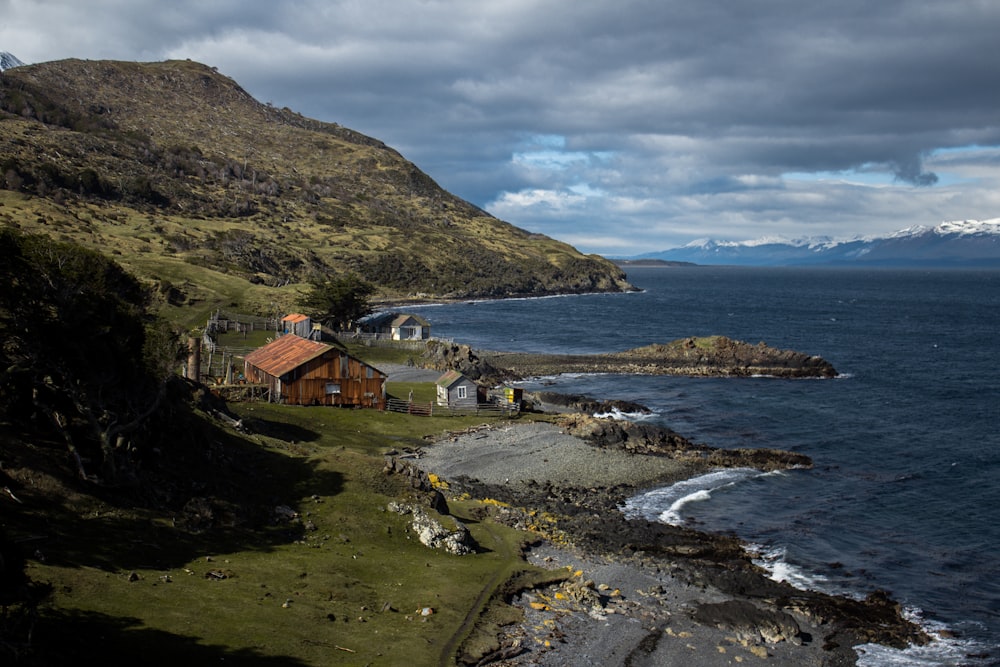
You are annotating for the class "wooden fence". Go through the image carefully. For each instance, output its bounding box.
[206,311,279,335]
[384,398,518,418]
[333,333,431,351]
[199,345,256,383]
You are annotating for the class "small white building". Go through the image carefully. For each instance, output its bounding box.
[362,312,431,340]
[435,370,480,408]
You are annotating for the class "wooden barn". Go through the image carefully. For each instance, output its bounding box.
[435,370,482,409]
[243,335,386,408]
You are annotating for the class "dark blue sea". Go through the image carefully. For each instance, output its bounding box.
[407,266,1000,666]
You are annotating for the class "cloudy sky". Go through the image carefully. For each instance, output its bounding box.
[4,1,1000,255]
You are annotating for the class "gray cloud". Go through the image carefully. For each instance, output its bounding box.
[3,0,999,253]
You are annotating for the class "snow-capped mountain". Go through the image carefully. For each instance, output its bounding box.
[631,219,1000,266]
[0,51,26,72]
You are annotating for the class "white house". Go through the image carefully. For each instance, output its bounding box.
[361,312,431,340]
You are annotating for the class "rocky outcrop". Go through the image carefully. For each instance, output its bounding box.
[447,473,928,652]
[553,414,815,470]
[527,391,652,416]
[692,600,804,645]
[556,414,708,457]
[421,340,516,386]
[483,335,838,379]
[418,336,836,386]
[387,501,476,555]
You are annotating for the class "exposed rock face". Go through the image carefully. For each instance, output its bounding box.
[527,391,652,416]
[692,600,803,645]
[554,414,816,471]
[387,501,475,555]
[556,414,709,457]
[421,340,515,385]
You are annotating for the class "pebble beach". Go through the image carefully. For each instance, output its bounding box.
[408,420,866,667]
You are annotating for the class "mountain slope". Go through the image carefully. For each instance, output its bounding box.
[632,219,1000,267]
[0,58,631,315]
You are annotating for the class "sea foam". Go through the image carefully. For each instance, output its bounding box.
[621,468,761,525]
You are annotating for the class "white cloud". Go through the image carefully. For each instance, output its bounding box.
[3,0,1000,254]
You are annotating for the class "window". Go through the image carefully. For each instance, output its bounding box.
[325,382,341,395]
[457,385,467,400]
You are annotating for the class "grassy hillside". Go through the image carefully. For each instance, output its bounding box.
[0,58,631,319]
[2,383,559,666]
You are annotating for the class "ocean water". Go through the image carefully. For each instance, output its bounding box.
[408,266,1000,666]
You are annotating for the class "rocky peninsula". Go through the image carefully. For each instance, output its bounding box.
[422,335,838,385]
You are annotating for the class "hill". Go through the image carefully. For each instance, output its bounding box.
[628,218,1000,267]
[0,58,632,318]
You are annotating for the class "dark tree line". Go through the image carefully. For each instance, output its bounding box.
[0,229,184,484]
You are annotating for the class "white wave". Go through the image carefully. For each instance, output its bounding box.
[752,549,993,666]
[593,407,658,421]
[624,469,995,665]
[516,372,613,383]
[621,468,760,525]
[856,612,994,667]
[750,544,830,591]
[658,488,713,523]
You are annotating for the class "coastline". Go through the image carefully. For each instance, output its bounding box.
[400,419,929,666]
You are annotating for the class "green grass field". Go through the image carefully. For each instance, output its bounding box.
[17,390,549,666]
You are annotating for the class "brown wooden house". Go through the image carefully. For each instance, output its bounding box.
[243,335,386,408]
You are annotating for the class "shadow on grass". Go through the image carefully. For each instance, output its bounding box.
[26,609,310,667]
[4,401,342,573]
[242,417,322,444]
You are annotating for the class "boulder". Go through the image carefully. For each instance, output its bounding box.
[691,600,803,645]
[388,502,476,555]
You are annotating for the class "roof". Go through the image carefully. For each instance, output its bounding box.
[243,335,332,377]
[361,312,395,327]
[281,313,310,323]
[435,369,471,388]
[391,313,430,327]
[363,311,430,328]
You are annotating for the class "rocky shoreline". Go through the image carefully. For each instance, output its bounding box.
[421,335,838,385]
[390,414,929,666]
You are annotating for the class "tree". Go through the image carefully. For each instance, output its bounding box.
[300,274,376,331]
[0,229,184,483]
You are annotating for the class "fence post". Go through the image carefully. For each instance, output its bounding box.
[185,337,201,380]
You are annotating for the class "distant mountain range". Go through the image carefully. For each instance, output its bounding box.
[628,219,1000,267]
[0,51,26,71]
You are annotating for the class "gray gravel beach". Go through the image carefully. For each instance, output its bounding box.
[409,421,864,667]
[413,421,698,489]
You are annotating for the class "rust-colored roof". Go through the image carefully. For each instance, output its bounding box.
[243,335,332,377]
[435,369,468,388]
[281,313,310,323]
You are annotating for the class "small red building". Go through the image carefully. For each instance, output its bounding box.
[243,335,386,408]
